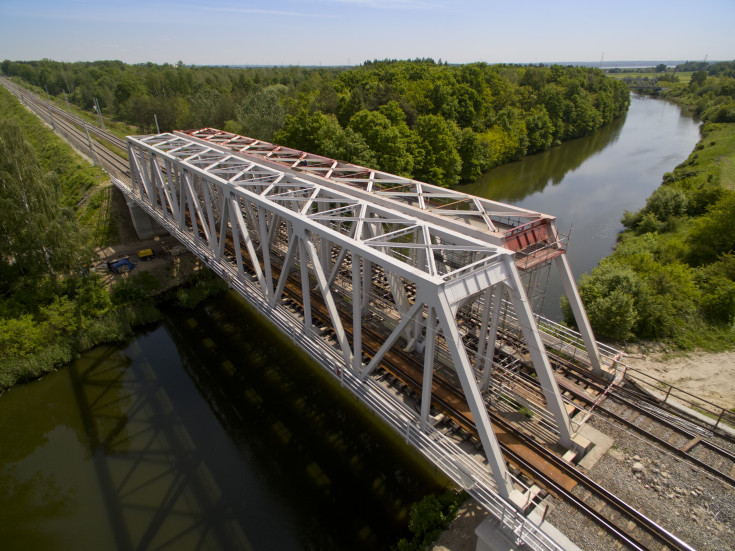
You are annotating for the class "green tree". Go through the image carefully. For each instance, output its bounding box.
[455,128,487,182]
[492,107,529,160]
[690,70,708,88]
[566,261,641,341]
[687,190,735,265]
[348,109,412,175]
[274,108,378,167]
[234,85,286,141]
[413,115,461,187]
[337,87,365,126]
[274,107,332,153]
[524,106,554,154]
[0,119,86,290]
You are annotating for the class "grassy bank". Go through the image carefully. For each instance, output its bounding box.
[0,86,228,391]
[565,66,735,350]
[0,85,116,245]
[607,70,693,84]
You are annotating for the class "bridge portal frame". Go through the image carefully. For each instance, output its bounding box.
[123,132,576,504]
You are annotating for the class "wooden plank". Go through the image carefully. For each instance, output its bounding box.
[679,436,702,453]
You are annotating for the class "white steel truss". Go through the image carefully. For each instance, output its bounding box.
[180,128,603,375]
[122,132,579,505]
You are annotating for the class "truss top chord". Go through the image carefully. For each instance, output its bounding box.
[128,132,518,303]
[177,128,563,260]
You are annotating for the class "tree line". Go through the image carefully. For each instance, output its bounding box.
[1,58,630,187]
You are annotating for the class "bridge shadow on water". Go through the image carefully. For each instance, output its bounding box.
[69,340,250,551]
[68,292,445,550]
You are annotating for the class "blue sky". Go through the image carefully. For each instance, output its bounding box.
[0,0,732,66]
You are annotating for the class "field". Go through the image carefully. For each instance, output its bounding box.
[606,70,693,84]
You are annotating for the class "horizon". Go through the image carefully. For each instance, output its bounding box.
[2,59,715,70]
[1,1,732,67]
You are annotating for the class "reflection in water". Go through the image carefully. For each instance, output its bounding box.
[462,112,627,202]
[458,95,701,319]
[0,467,73,549]
[166,293,445,550]
[0,292,444,550]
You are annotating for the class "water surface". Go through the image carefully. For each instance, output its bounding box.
[0,293,445,550]
[459,95,701,319]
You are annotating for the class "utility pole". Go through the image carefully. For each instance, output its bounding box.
[63,90,72,115]
[154,113,160,134]
[83,121,98,166]
[93,97,106,129]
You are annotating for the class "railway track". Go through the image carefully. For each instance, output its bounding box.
[560,363,735,488]
[0,77,130,177]
[255,249,696,551]
[493,327,735,491]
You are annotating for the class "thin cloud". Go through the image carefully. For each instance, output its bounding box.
[327,0,449,8]
[206,6,340,18]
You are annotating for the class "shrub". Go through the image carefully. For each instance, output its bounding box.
[110,270,160,305]
[644,186,688,221]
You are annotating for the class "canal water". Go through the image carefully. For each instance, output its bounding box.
[459,94,701,319]
[0,95,702,550]
[0,293,445,550]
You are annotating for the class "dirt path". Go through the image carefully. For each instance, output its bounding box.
[622,349,735,410]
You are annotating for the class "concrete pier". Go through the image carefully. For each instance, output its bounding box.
[125,198,167,239]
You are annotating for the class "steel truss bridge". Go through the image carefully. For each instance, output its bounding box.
[113,129,623,550]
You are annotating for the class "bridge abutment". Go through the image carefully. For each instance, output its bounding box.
[125,197,168,240]
[475,490,583,551]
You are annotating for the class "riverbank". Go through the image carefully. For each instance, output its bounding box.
[567,69,735,349]
[431,90,735,550]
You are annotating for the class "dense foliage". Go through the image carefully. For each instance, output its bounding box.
[394,490,465,551]
[564,61,735,348]
[0,86,228,389]
[1,58,630,187]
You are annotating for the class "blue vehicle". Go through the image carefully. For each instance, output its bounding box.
[107,257,136,274]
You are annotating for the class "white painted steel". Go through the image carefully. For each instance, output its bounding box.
[180,129,604,374]
[117,132,582,546]
[112,173,563,551]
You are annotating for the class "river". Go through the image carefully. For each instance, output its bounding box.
[0,294,445,550]
[459,94,701,319]
[0,95,701,550]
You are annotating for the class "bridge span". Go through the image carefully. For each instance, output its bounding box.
[112,129,624,550]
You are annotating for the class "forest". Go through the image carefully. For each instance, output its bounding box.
[0,83,228,390]
[1,58,630,187]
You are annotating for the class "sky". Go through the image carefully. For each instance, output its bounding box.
[0,0,732,67]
